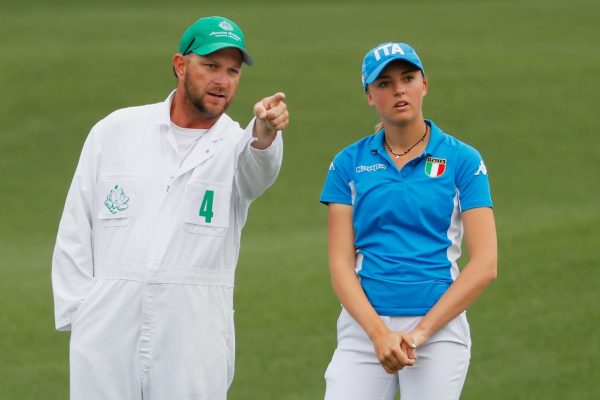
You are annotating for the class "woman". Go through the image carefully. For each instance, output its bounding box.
[320,42,497,400]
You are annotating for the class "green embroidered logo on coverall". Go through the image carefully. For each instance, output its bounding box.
[104,185,130,214]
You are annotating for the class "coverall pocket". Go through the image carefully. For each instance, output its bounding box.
[212,286,236,387]
[70,279,104,327]
[96,174,138,227]
[183,224,228,236]
[182,181,232,236]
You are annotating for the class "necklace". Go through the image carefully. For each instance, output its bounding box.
[384,124,428,159]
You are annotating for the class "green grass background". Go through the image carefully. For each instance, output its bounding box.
[1,0,598,398]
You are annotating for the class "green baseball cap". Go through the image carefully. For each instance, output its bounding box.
[178,16,253,66]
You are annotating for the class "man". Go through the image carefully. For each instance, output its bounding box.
[52,16,288,399]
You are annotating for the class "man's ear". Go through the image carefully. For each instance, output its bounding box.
[172,53,186,79]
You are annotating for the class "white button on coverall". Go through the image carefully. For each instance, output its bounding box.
[52,91,283,400]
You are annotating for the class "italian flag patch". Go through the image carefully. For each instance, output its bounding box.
[425,157,446,177]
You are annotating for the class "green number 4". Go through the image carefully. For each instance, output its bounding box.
[199,190,215,223]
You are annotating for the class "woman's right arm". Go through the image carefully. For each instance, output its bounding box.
[327,203,416,373]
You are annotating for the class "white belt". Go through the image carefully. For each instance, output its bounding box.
[94,264,235,286]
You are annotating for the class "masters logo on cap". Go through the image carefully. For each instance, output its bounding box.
[219,21,234,31]
[179,16,254,65]
[361,42,424,91]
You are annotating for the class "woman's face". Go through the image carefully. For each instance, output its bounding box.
[366,61,427,127]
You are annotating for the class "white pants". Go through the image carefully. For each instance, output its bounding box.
[69,279,235,400]
[324,308,471,400]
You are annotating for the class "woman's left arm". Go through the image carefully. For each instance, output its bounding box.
[409,207,498,347]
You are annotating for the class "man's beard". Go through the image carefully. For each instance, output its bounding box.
[183,74,231,121]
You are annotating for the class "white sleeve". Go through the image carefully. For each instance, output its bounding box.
[51,126,99,331]
[235,117,283,201]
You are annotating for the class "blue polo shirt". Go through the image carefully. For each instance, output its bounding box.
[320,120,492,316]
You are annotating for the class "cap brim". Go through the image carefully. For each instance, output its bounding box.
[191,43,254,66]
[364,57,422,89]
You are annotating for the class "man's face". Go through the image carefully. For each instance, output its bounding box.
[181,48,243,122]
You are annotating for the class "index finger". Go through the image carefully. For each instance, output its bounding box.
[263,92,286,109]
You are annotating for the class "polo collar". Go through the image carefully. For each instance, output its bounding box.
[370,129,386,155]
[422,119,444,156]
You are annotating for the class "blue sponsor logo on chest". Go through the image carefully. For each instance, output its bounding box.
[356,163,386,173]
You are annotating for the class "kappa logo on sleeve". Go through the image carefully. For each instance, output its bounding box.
[329,162,335,171]
[104,185,130,214]
[474,160,488,176]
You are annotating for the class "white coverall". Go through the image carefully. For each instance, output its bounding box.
[52,91,283,400]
